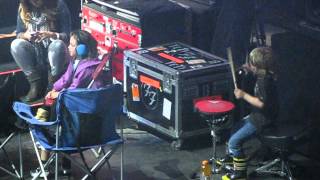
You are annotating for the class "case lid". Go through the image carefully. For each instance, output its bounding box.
[130,42,229,73]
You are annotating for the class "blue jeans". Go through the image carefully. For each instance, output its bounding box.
[228,116,257,157]
[11,39,68,76]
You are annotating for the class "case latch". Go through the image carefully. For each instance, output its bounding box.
[163,73,172,94]
[129,59,138,79]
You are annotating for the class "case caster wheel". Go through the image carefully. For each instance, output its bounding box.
[171,139,183,151]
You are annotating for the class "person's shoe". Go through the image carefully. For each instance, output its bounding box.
[35,108,49,122]
[222,157,247,180]
[30,168,50,178]
[222,171,247,180]
[215,155,233,166]
[20,79,43,103]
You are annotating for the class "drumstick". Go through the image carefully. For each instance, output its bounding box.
[227,47,238,89]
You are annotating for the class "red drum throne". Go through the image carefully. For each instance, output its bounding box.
[194,96,235,174]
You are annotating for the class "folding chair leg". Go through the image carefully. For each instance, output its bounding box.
[97,147,103,155]
[0,150,21,179]
[62,153,92,175]
[81,145,120,180]
[284,161,294,180]
[120,115,124,180]
[91,147,104,158]
[121,143,124,180]
[0,167,17,178]
[90,147,101,158]
[1,147,20,177]
[31,154,55,180]
[106,160,117,180]
[55,152,59,180]
[94,148,116,180]
[29,131,48,180]
[0,132,24,179]
[18,133,23,179]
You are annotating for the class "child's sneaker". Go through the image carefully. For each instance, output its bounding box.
[30,167,50,178]
[216,155,233,166]
[35,108,49,122]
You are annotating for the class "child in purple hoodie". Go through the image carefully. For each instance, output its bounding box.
[36,29,109,118]
[30,30,110,177]
[45,30,108,100]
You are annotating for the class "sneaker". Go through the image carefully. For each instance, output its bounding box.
[35,108,49,122]
[30,168,50,178]
[215,155,233,166]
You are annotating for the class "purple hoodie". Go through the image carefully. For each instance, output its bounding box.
[53,58,108,91]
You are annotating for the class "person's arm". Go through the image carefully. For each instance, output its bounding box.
[234,88,264,108]
[53,63,73,91]
[45,89,60,99]
[15,12,31,40]
[35,0,71,42]
[55,0,71,42]
[15,9,55,41]
[67,68,94,89]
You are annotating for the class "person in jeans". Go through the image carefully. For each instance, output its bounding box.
[221,47,278,180]
[10,0,71,102]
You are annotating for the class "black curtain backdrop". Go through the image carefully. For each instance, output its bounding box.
[271,32,320,123]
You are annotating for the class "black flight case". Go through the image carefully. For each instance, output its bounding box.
[124,42,232,149]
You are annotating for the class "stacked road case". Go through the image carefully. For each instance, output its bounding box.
[81,0,191,81]
[124,42,232,149]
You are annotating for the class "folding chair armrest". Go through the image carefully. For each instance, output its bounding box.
[13,102,57,126]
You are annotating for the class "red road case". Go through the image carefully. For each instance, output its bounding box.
[81,1,141,81]
[81,0,191,81]
[124,42,232,149]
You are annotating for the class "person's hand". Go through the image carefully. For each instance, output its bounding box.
[45,90,53,100]
[240,63,252,73]
[45,90,59,100]
[22,31,38,41]
[241,63,250,70]
[34,31,56,42]
[234,88,245,99]
[23,32,33,41]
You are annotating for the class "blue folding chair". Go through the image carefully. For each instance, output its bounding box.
[13,84,124,180]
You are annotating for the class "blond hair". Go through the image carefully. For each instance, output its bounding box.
[249,47,274,71]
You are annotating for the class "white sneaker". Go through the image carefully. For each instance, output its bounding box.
[30,168,50,178]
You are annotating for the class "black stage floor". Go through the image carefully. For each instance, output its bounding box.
[0,117,319,180]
